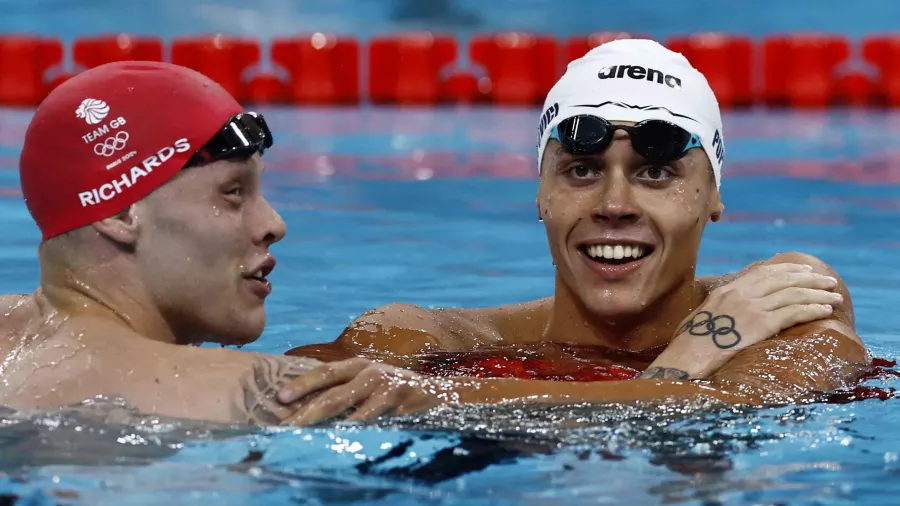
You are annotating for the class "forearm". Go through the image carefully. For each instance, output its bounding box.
[453,375,756,406]
[640,333,722,379]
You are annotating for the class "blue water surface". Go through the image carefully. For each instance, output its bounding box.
[0,107,898,505]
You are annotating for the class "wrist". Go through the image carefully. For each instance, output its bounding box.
[649,335,728,379]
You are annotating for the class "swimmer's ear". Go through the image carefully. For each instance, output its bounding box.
[709,194,724,223]
[709,186,725,223]
[710,203,724,222]
[92,205,139,247]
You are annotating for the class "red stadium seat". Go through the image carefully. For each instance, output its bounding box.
[44,35,164,97]
[469,32,559,105]
[565,32,648,64]
[170,35,260,102]
[47,73,74,92]
[862,35,900,106]
[665,33,754,108]
[243,73,288,104]
[0,35,63,106]
[835,71,875,107]
[369,33,457,105]
[763,34,850,108]
[440,71,488,103]
[271,34,359,105]
[73,34,163,69]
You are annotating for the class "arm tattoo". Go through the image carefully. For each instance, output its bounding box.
[639,367,691,380]
[234,356,315,426]
[676,310,742,349]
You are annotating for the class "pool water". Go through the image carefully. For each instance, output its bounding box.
[0,107,898,505]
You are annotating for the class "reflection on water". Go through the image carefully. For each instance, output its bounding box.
[0,378,897,504]
[0,397,249,470]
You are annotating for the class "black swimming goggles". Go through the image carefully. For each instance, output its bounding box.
[187,111,273,167]
[549,114,702,163]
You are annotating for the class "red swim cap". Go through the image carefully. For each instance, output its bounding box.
[19,61,244,241]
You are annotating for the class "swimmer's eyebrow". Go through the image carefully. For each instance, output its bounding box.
[554,148,595,165]
[241,156,265,176]
[221,158,263,182]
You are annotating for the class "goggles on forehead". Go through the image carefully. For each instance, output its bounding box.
[187,111,273,167]
[549,114,702,163]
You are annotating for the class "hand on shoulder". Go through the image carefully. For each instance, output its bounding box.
[648,252,863,381]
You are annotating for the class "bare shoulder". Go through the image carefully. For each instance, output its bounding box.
[0,294,39,331]
[0,313,116,410]
[0,305,322,426]
[0,293,32,310]
[703,251,861,347]
[751,251,855,327]
[339,302,499,354]
[288,298,554,359]
[454,297,554,343]
[16,321,322,425]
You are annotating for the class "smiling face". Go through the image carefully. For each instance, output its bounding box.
[538,121,724,318]
[132,153,287,345]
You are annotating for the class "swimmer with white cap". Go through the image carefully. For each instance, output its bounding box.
[278,40,869,423]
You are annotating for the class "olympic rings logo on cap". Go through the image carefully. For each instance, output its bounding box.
[94,131,130,157]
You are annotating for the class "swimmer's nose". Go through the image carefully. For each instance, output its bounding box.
[591,168,640,226]
[256,197,287,246]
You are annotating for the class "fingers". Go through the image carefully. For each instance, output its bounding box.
[712,263,813,297]
[347,391,396,422]
[348,379,449,422]
[757,272,839,296]
[761,286,844,311]
[287,377,378,426]
[277,358,373,404]
[769,303,835,331]
[736,262,814,285]
[722,271,838,300]
[285,369,448,425]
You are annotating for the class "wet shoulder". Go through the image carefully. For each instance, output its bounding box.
[448,297,554,345]
[697,274,732,294]
[333,298,553,354]
[0,301,108,409]
[0,294,40,336]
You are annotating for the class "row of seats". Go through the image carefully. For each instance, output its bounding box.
[3,32,900,108]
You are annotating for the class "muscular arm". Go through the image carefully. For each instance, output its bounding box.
[8,329,323,427]
[106,347,325,426]
[229,354,322,425]
[452,253,868,407]
[286,302,514,363]
[454,324,864,406]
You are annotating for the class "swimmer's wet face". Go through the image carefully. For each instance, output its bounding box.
[19,61,290,346]
[131,152,286,345]
[537,120,723,317]
[533,39,728,319]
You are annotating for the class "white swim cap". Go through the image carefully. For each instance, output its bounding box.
[536,39,725,188]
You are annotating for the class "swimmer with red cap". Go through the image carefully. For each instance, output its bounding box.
[275,40,870,424]
[0,60,341,424]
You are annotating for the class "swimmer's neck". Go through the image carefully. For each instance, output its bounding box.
[38,262,184,346]
[542,271,705,352]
